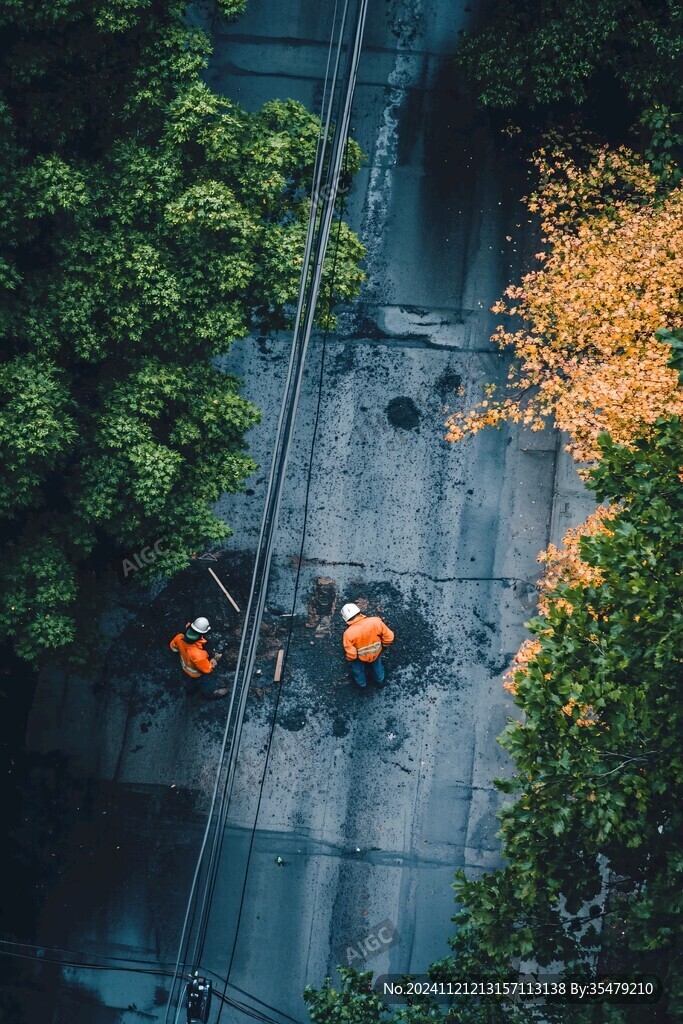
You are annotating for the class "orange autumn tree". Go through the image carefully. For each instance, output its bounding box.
[446,141,683,462]
[503,503,617,703]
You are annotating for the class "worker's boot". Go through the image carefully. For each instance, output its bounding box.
[206,687,229,700]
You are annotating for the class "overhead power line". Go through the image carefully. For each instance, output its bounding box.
[0,940,293,1024]
[163,1,369,1021]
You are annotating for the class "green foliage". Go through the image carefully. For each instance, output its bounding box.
[215,0,247,18]
[457,0,683,117]
[0,357,78,516]
[0,532,79,660]
[304,969,387,1023]
[0,1,365,662]
[656,326,683,382]
[640,105,683,186]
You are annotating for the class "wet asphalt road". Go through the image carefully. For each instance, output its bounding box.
[2,1,594,1021]
[189,0,558,1017]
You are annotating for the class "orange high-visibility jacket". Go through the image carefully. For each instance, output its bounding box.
[170,632,213,678]
[343,615,394,662]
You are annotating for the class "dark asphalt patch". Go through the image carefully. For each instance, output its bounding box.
[385,396,421,431]
[435,367,462,401]
[96,550,271,724]
[264,578,446,736]
[332,346,356,374]
[342,311,392,341]
[332,717,350,738]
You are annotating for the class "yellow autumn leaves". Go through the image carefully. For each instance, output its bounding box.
[535,504,618,616]
[446,143,683,462]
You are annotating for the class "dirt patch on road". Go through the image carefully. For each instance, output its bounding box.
[270,577,447,736]
[305,576,338,637]
[85,549,463,754]
[435,366,462,402]
[93,548,292,725]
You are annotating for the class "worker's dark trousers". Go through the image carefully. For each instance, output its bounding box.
[349,657,386,688]
[182,671,218,697]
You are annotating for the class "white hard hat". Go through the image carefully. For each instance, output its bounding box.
[341,603,361,623]
[191,616,211,634]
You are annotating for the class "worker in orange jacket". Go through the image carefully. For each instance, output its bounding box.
[341,602,395,689]
[169,616,229,700]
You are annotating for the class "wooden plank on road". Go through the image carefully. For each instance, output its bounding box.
[207,567,241,613]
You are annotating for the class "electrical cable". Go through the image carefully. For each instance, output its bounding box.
[213,0,368,1016]
[163,2,362,1020]
[187,0,350,971]
[166,0,347,994]
[0,942,292,1024]
[186,0,352,980]
[215,191,349,1024]
[0,937,176,968]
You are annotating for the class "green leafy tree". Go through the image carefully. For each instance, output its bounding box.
[0,1,364,662]
[304,969,388,1023]
[456,0,683,116]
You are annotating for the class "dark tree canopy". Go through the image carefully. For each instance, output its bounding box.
[457,0,683,116]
